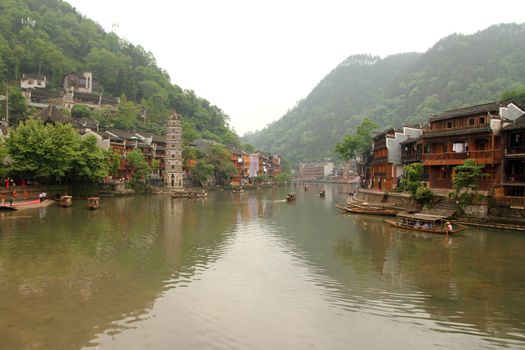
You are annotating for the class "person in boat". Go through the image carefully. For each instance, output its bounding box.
[422,222,431,229]
[445,221,453,234]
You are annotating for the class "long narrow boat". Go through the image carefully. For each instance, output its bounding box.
[335,203,398,216]
[385,212,465,234]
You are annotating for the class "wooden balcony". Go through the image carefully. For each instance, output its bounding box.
[503,175,525,183]
[505,146,525,157]
[423,149,503,166]
[492,196,525,207]
[372,155,388,164]
[401,153,422,163]
[424,124,491,138]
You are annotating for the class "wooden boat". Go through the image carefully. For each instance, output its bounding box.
[232,187,244,193]
[170,191,208,199]
[319,190,326,198]
[335,203,397,216]
[0,205,17,211]
[304,185,310,191]
[60,195,72,207]
[88,197,100,210]
[286,193,296,201]
[385,212,466,234]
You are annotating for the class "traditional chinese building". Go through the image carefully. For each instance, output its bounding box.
[421,103,504,192]
[164,111,184,190]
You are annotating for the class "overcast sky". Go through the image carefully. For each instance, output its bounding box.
[67,0,524,135]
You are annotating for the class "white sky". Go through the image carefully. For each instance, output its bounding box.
[67,0,525,135]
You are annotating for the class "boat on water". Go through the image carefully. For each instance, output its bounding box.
[88,197,100,210]
[232,187,244,193]
[170,191,208,199]
[320,190,326,198]
[286,193,296,202]
[60,195,72,207]
[385,212,465,234]
[335,203,398,216]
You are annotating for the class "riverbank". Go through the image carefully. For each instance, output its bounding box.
[350,189,525,231]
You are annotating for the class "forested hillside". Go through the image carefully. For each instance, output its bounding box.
[247,23,525,165]
[0,0,239,146]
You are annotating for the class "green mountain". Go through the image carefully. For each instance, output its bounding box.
[0,0,239,147]
[246,23,525,166]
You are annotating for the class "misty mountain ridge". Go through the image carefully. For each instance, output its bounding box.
[246,23,525,165]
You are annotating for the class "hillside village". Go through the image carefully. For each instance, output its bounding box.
[0,71,283,188]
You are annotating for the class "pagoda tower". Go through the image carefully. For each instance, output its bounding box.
[164,110,184,191]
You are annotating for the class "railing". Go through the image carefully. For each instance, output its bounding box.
[373,172,386,177]
[491,196,525,207]
[424,124,490,136]
[503,175,525,183]
[401,153,422,162]
[423,149,502,163]
[506,146,525,155]
[372,156,388,163]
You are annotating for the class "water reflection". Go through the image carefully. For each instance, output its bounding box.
[0,187,523,349]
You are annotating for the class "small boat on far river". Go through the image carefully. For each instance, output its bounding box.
[286,193,296,202]
[60,195,72,208]
[88,197,99,210]
[335,203,398,216]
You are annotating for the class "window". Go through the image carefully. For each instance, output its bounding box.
[479,117,485,124]
[469,119,475,126]
[447,121,452,128]
[438,168,448,180]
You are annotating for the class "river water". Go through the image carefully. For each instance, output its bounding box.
[0,184,524,349]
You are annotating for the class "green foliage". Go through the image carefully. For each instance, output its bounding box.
[397,162,424,196]
[0,86,27,125]
[73,136,109,182]
[125,150,150,182]
[0,0,239,146]
[107,150,122,177]
[205,144,236,185]
[453,160,489,203]
[415,186,434,204]
[453,159,487,192]
[71,104,92,119]
[6,119,108,182]
[274,172,292,185]
[192,160,214,186]
[248,24,525,165]
[500,86,525,107]
[335,118,377,161]
[0,139,9,178]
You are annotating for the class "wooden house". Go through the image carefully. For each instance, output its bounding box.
[421,102,504,192]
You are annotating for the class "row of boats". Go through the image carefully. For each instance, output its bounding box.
[58,195,99,210]
[335,196,464,235]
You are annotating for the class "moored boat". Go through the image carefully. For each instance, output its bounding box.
[88,197,100,210]
[60,195,72,207]
[385,212,465,234]
[335,203,398,216]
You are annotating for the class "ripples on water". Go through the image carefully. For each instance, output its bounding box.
[1,190,524,349]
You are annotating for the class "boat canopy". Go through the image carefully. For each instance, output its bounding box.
[396,212,447,222]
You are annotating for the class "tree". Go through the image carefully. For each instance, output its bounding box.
[205,144,237,185]
[398,162,423,196]
[7,119,80,182]
[71,105,92,119]
[125,150,149,182]
[453,159,489,205]
[192,160,214,187]
[72,136,109,182]
[500,86,525,107]
[335,118,378,162]
[107,150,122,178]
[274,172,292,185]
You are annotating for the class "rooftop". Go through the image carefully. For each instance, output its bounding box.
[429,102,500,122]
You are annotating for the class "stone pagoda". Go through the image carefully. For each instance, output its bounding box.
[164,110,184,191]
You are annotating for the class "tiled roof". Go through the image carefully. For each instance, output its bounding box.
[36,105,71,124]
[400,136,422,145]
[503,113,525,131]
[429,102,500,122]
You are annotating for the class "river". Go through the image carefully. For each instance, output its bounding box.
[0,184,524,349]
